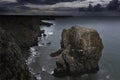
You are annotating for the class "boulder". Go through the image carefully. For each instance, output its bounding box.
[51,26,103,77]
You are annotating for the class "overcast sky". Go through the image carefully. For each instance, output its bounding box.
[0,0,115,15]
[25,0,111,9]
[0,0,111,8]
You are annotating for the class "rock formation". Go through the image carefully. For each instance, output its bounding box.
[51,26,104,77]
[0,27,36,80]
[0,16,41,80]
[0,16,40,58]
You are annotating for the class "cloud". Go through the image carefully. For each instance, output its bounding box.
[0,0,112,15]
[17,0,79,4]
[51,0,111,8]
[24,0,111,9]
[0,0,17,3]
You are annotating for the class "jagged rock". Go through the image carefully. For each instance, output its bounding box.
[0,17,40,58]
[0,16,53,80]
[51,26,104,77]
[0,27,36,80]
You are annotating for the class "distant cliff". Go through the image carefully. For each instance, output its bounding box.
[0,16,42,80]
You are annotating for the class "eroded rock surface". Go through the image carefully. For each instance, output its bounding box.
[0,27,36,80]
[0,17,42,80]
[51,26,103,77]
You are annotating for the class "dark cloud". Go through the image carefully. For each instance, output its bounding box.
[17,0,84,4]
[0,2,31,14]
[0,6,15,14]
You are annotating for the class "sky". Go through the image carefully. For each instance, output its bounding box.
[0,0,116,15]
[0,0,111,6]
[24,0,111,9]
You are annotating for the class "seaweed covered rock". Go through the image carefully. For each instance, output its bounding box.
[0,27,36,80]
[51,26,103,77]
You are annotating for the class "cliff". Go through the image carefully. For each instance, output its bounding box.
[0,16,41,80]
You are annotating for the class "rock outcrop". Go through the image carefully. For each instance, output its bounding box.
[51,26,104,77]
[0,27,36,80]
[0,16,40,58]
[0,17,41,80]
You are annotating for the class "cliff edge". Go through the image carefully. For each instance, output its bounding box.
[0,17,41,80]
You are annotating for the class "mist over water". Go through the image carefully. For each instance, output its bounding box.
[27,17,120,80]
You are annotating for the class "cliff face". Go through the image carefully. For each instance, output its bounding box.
[0,27,36,80]
[0,16,40,58]
[0,17,40,80]
[51,26,104,77]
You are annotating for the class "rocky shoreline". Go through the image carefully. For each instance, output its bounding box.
[0,16,104,80]
[0,16,52,80]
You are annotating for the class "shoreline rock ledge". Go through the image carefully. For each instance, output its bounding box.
[51,26,104,77]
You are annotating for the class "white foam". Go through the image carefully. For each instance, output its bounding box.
[106,75,110,79]
[41,20,53,24]
[48,71,54,75]
[26,47,41,65]
[47,32,54,35]
[36,76,41,80]
[30,47,36,52]
[38,43,44,47]
[42,66,46,72]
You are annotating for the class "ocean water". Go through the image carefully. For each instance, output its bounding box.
[27,17,120,80]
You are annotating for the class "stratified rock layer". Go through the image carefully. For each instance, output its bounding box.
[51,26,103,77]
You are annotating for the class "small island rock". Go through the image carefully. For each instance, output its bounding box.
[51,26,104,77]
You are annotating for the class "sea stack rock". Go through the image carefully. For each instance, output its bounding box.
[51,26,104,77]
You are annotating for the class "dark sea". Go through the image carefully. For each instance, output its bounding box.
[27,17,120,80]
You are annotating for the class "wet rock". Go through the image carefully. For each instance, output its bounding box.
[51,26,104,77]
[40,21,53,26]
[47,42,51,45]
[41,30,45,34]
[50,49,63,57]
[43,34,47,37]
[41,43,45,45]
[40,30,47,37]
